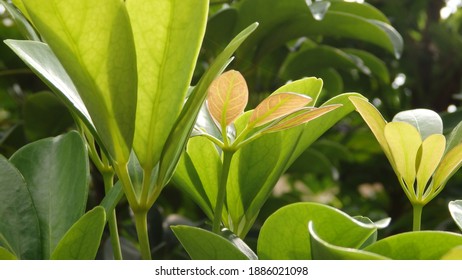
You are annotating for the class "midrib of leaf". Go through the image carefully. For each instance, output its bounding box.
[252,96,294,126]
[143,1,175,170]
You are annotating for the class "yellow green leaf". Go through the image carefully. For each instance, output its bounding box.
[384,122,422,189]
[207,70,248,129]
[432,143,462,192]
[349,97,393,163]
[263,104,342,133]
[416,134,445,197]
[248,92,312,128]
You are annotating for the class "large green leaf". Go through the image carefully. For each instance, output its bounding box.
[449,200,462,232]
[364,231,462,259]
[9,131,89,259]
[309,222,388,260]
[171,226,256,260]
[22,0,137,162]
[51,207,106,260]
[257,202,376,260]
[127,0,208,169]
[0,155,41,260]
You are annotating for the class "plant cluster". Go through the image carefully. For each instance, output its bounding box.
[1,0,462,260]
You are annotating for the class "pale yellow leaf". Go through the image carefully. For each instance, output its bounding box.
[432,143,462,191]
[416,134,445,197]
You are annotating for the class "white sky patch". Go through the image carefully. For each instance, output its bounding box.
[448,104,458,113]
[441,0,462,19]
[344,0,365,3]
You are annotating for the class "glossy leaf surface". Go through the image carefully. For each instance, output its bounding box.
[365,231,462,259]
[0,155,41,260]
[51,207,106,260]
[9,131,89,259]
[449,200,462,231]
[22,0,137,162]
[392,109,443,140]
[171,226,254,260]
[258,202,376,259]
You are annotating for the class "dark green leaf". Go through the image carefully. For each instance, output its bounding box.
[9,131,89,259]
[0,155,41,260]
[51,207,106,260]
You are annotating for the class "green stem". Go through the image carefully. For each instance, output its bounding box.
[134,209,151,260]
[102,171,123,260]
[212,150,234,234]
[412,203,424,231]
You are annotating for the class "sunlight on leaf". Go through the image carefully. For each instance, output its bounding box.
[263,104,342,133]
[248,93,312,128]
[207,70,248,129]
[392,109,443,140]
[384,122,421,188]
[416,134,445,197]
[449,200,462,232]
[432,143,462,192]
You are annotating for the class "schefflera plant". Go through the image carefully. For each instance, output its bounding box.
[350,96,462,231]
[173,70,363,238]
[4,0,258,259]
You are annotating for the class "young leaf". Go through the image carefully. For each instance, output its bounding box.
[263,104,342,133]
[384,122,422,189]
[416,134,445,197]
[9,131,89,259]
[449,200,462,232]
[51,207,106,260]
[171,225,254,260]
[207,70,248,129]
[432,143,462,194]
[446,120,462,153]
[392,109,443,140]
[248,92,312,128]
[0,155,41,260]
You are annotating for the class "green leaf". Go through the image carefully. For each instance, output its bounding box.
[11,0,31,22]
[0,155,41,260]
[441,246,462,260]
[23,91,74,141]
[203,8,238,59]
[349,96,392,162]
[127,0,208,169]
[449,200,462,231]
[392,109,443,140]
[51,207,106,260]
[248,93,312,127]
[280,46,371,81]
[156,22,259,187]
[9,131,89,259]
[445,120,462,153]
[432,143,462,194]
[309,222,388,260]
[263,104,342,133]
[257,202,376,260]
[0,247,17,260]
[342,48,390,83]
[100,181,124,218]
[1,0,39,40]
[416,134,445,197]
[171,226,254,260]
[384,122,422,189]
[22,0,137,162]
[364,231,462,259]
[207,70,248,129]
[4,40,97,139]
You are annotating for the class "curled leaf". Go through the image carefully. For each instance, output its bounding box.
[248,92,312,128]
[207,70,248,129]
